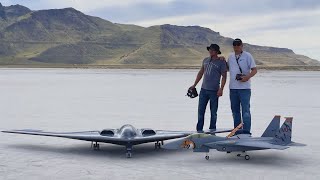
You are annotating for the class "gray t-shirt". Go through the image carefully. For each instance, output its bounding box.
[227,51,256,89]
[201,57,227,91]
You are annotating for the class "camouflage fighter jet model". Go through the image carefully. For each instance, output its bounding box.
[163,116,306,160]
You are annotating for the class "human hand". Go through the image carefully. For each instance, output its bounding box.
[217,88,223,96]
[189,85,196,89]
[240,76,250,82]
[218,56,226,61]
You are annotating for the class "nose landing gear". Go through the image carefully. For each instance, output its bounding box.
[126,151,132,158]
[126,145,133,158]
[204,152,210,160]
[236,152,250,160]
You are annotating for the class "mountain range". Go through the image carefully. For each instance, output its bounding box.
[0,3,319,67]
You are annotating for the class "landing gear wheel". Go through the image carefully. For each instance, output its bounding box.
[93,142,100,150]
[155,142,161,149]
[126,152,132,158]
[245,155,250,160]
[205,155,210,160]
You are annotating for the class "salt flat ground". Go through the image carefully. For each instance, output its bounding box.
[0,69,319,180]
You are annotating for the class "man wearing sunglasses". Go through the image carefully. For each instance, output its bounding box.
[227,38,257,134]
[189,44,227,132]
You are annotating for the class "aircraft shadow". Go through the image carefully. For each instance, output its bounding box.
[6,143,305,167]
[6,143,190,160]
[190,151,306,167]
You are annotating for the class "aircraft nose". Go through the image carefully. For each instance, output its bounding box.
[119,124,138,138]
[119,126,137,138]
[121,129,135,138]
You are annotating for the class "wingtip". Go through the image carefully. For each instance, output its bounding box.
[284,117,293,122]
[289,142,307,147]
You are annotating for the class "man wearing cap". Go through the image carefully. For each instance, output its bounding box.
[189,44,227,132]
[227,38,257,134]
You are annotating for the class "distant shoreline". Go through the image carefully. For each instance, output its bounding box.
[1,64,320,71]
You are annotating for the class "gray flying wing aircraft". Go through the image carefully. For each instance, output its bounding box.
[2,125,232,158]
[163,116,306,160]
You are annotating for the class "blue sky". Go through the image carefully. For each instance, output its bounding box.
[2,0,320,60]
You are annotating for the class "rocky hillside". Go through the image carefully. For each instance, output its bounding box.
[0,3,318,66]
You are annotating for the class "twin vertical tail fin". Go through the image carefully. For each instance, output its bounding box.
[261,115,280,137]
[272,117,293,145]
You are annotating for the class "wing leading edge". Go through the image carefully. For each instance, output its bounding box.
[2,130,130,145]
[2,129,191,145]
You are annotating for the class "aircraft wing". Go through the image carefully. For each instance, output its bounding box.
[204,140,290,150]
[2,128,233,146]
[1,129,192,145]
[1,129,129,145]
[156,128,233,135]
[145,128,232,145]
[287,142,307,147]
[131,134,188,144]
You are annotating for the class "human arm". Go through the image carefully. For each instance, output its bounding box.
[217,71,227,96]
[240,67,257,82]
[240,53,257,82]
[190,65,204,89]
